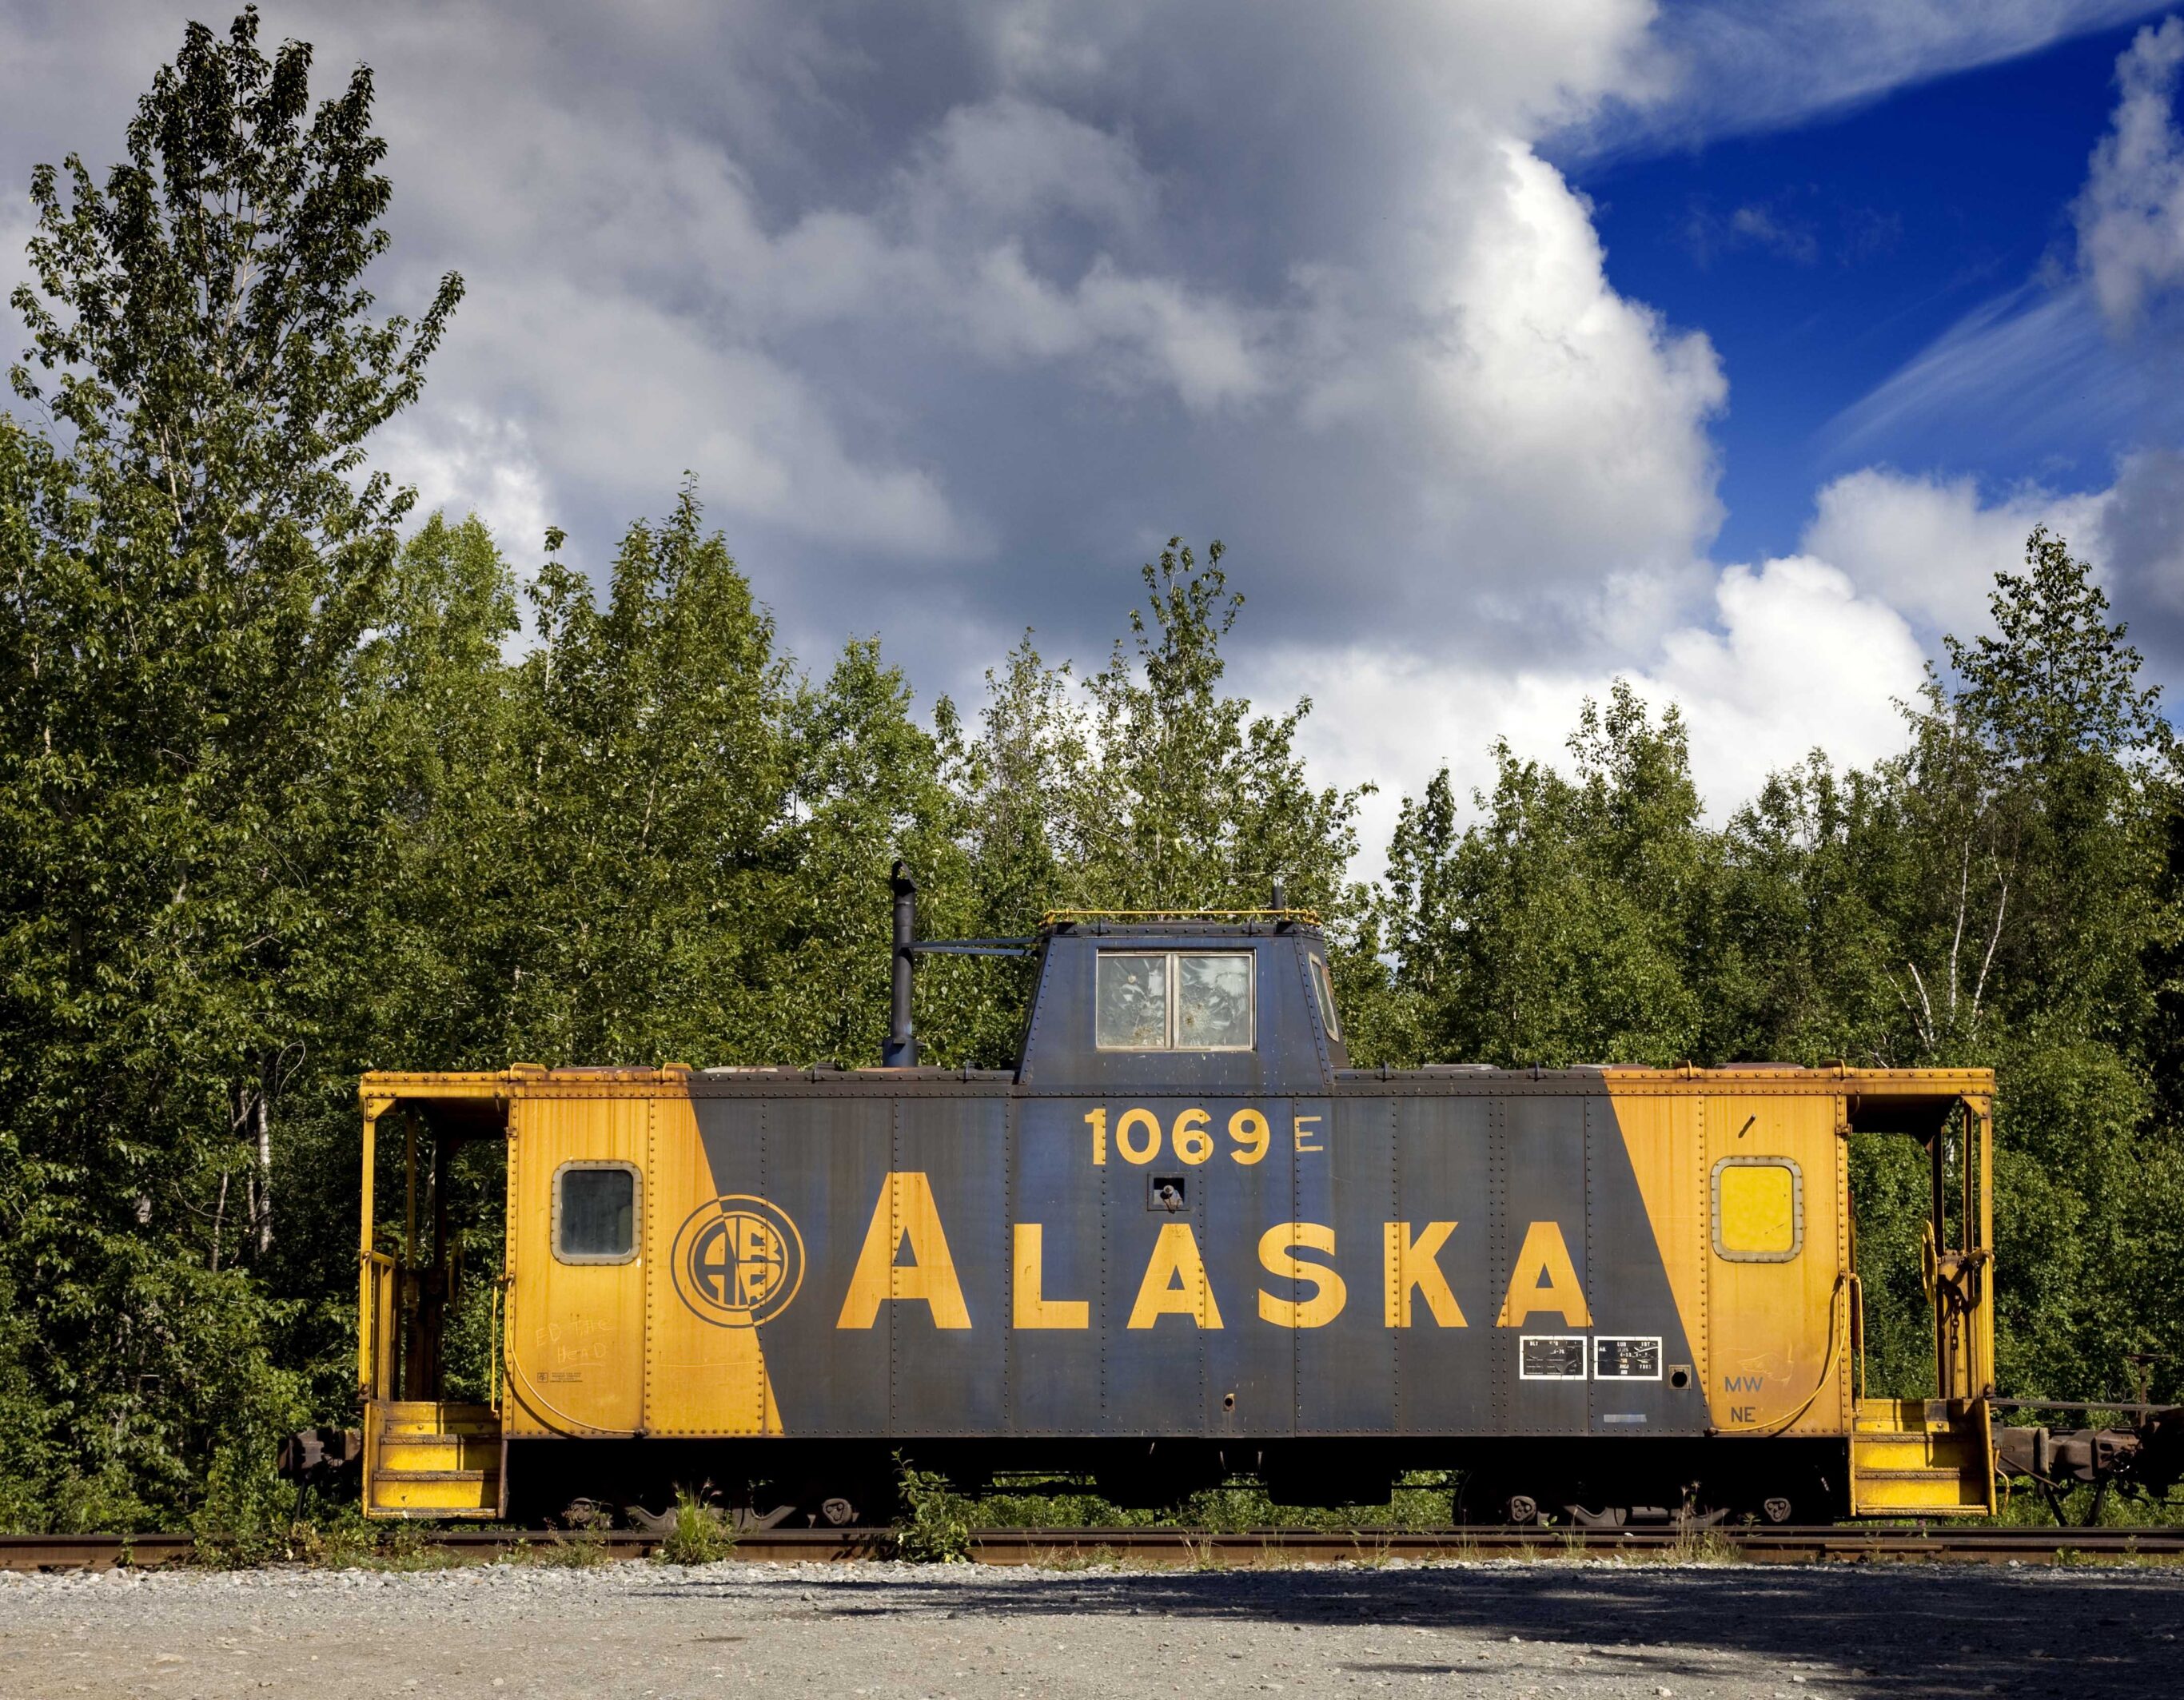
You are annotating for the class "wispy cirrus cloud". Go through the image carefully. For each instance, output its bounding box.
[1821,16,2184,623]
[1824,282,2184,463]
[1577,0,2174,153]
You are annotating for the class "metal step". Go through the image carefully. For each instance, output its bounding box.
[365,1399,503,1519]
[377,1401,497,1437]
[1851,1398,1991,1515]
[375,1432,500,1473]
[373,1468,496,1484]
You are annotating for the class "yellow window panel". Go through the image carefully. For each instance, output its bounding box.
[1712,1157,1802,1262]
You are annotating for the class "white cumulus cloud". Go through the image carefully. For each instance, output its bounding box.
[1800,468,2106,638]
[2076,15,2184,332]
[15,0,2162,866]
[1275,551,1927,866]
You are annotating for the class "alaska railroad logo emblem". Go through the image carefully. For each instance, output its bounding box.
[671,1196,804,1327]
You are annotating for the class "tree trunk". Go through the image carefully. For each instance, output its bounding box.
[253,1069,273,1253]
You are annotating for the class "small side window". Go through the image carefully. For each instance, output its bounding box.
[1308,954,1342,1041]
[1712,1157,1801,1263]
[555,1162,640,1264]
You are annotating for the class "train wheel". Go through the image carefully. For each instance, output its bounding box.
[771,1469,895,1528]
[1760,1496,1795,1525]
[1504,1493,1540,1526]
[558,1497,612,1531]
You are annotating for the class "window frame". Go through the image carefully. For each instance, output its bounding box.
[552,1160,642,1267]
[1710,1155,1803,1264]
[1094,948,1256,1052]
[1092,950,1172,1051]
[1306,952,1342,1041]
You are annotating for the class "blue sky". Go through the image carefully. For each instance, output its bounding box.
[1574,19,2160,559]
[4,3,2182,853]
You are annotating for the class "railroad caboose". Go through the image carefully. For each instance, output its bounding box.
[351,886,1999,1527]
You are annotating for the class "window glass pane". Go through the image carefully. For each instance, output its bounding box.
[1175,954,1253,1049]
[560,1168,635,1259]
[1097,954,1170,1048]
[1715,1161,1798,1260]
[1309,954,1341,1041]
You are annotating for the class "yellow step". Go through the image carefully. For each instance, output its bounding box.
[1853,1398,1933,1433]
[365,1400,502,1519]
[1855,1434,1980,1464]
[369,1468,500,1514]
[375,1432,500,1473]
[378,1399,498,1439]
[1851,1403,1991,1515]
[1851,1468,1990,1513]
[1853,1435,1983,1470]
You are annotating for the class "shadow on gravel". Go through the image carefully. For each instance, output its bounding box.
[636,1565,2184,1698]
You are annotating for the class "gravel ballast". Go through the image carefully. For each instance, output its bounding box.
[2,1556,2180,1698]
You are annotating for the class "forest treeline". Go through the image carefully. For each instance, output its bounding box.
[3,14,2183,1538]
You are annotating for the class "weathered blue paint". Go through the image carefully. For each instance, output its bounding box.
[687,919,1704,1442]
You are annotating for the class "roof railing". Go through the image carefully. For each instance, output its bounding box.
[1041,907,1323,928]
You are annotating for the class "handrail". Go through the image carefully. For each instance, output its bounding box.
[358,1252,397,1401]
[497,1278,640,1438]
[1712,1274,1849,1438]
[1849,1272,1866,1403]
[1042,908,1323,927]
[488,1273,504,1415]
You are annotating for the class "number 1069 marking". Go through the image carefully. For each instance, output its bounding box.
[1084,1106,1272,1166]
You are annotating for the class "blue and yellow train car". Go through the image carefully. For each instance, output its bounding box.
[353,897,1999,1527]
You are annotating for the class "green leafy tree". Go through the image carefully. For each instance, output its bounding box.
[0,9,457,1528]
[1070,539,1365,915]
[1904,532,2178,1399]
[927,540,1373,1062]
[1380,683,1712,1067]
[1373,533,2184,1403]
[492,492,792,1066]
[767,638,969,1065]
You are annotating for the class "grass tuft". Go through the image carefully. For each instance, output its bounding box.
[656,1486,737,1566]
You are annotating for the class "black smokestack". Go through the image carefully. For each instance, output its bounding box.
[883,861,919,1067]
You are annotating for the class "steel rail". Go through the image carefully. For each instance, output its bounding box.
[5,1524,2182,1572]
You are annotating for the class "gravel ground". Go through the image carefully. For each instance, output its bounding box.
[2,1556,2180,1700]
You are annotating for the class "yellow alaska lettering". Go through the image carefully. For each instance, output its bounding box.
[1257,1222,1346,1328]
[1011,1223,1089,1329]
[1127,1222,1224,1330]
[1383,1220,1467,1328]
[835,1171,972,1329]
[1494,1220,1592,1327]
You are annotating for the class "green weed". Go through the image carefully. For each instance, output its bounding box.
[894,1459,974,1563]
[656,1486,737,1566]
[1661,1525,1744,1566]
[1034,1543,1120,1571]
[1181,1531,1228,1571]
[508,1528,612,1568]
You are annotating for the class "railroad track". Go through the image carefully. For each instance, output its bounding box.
[5,1524,2182,1572]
